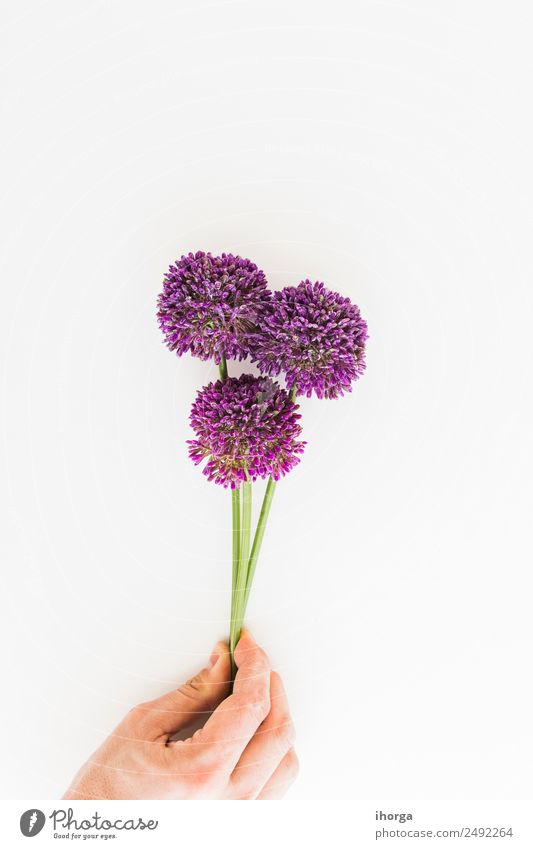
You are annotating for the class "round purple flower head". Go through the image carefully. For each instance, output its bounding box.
[250,280,368,399]
[188,374,305,488]
[157,251,271,364]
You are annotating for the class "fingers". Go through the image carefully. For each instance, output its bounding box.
[180,629,271,774]
[230,671,295,798]
[256,748,299,799]
[119,641,231,741]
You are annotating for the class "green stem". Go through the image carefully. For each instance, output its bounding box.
[231,488,240,601]
[229,479,252,673]
[241,478,252,566]
[243,476,277,612]
[229,487,240,679]
[218,354,228,381]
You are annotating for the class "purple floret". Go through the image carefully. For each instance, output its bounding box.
[249,280,368,399]
[157,251,271,364]
[188,374,306,488]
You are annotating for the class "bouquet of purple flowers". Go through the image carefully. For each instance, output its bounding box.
[158,251,367,676]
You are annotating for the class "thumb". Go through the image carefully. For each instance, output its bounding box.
[123,641,231,741]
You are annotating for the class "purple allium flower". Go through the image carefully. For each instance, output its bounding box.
[249,280,368,399]
[157,251,271,364]
[188,374,305,488]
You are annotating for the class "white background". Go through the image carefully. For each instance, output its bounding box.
[1,0,532,801]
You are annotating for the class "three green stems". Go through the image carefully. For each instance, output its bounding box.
[218,354,295,678]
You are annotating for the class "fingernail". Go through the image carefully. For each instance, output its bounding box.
[209,650,220,668]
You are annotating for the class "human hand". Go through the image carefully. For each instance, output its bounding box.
[62,630,298,800]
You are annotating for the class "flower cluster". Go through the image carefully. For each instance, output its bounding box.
[250,280,368,399]
[157,251,270,364]
[158,251,367,485]
[188,375,305,488]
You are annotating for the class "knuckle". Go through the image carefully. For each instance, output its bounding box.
[167,755,218,796]
[272,717,295,752]
[254,646,270,667]
[188,766,216,792]
[125,701,150,724]
[231,692,270,724]
[243,694,270,725]
[251,648,270,672]
[177,675,206,702]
